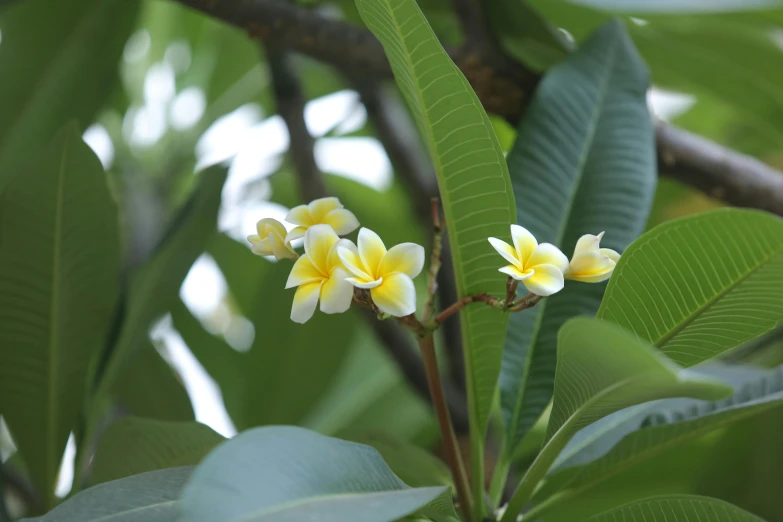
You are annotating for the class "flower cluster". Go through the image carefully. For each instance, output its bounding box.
[249,197,423,324]
[488,225,620,296]
[249,196,622,325]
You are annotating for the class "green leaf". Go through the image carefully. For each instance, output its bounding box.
[354,0,516,505]
[99,167,228,397]
[583,495,764,522]
[20,468,191,522]
[113,341,194,422]
[0,0,139,191]
[487,0,571,71]
[499,318,731,522]
[0,124,120,507]
[597,209,783,367]
[90,417,224,485]
[500,19,655,456]
[547,318,731,443]
[179,426,457,522]
[341,431,451,489]
[547,362,776,473]
[536,368,783,506]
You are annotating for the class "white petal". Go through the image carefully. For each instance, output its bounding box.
[346,276,383,289]
[498,265,533,281]
[600,247,621,263]
[250,238,274,256]
[379,243,425,279]
[567,252,615,283]
[284,226,307,244]
[370,272,417,317]
[304,224,340,273]
[499,265,533,281]
[324,208,360,236]
[307,196,342,222]
[286,255,323,289]
[247,234,261,244]
[573,232,604,257]
[285,204,313,226]
[510,225,537,265]
[320,268,354,314]
[337,243,372,280]
[522,264,564,296]
[290,281,322,323]
[488,237,522,269]
[268,232,298,260]
[528,243,569,273]
[357,227,387,277]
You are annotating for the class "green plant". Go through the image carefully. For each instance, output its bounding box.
[1,0,783,521]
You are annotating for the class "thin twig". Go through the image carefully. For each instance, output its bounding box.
[434,294,502,325]
[423,198,443,323]
[418,335,474,522]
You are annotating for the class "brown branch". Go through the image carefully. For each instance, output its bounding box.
[363,310,469,433]
[423,198,443,323]
[656,123,783,215]
[450,0,499,52]
[418,336,474,521]
[265,44,327,202]
[175,0,783,217]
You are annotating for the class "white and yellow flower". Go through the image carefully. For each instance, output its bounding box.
[247,218,297,260]
[565,231,620,283]
[285,196,359,243]
[488,225,569,296]
[285,224,354,323]
[338,228,424,317]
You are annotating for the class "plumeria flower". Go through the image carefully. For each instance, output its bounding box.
[337,228,424,317]
[247,218,297,260]
[285,224,354,324]
[285,196,359,243]
[565,231,621,283]
[488,225,569,296]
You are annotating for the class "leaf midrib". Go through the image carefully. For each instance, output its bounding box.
[232,488,436,522]
[47,136,69,503]
[508,41,620,449]
[654,246,783,351]
[88,499,177,522]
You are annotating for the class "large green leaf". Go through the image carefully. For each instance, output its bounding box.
[20,468,191,522]
[549,362,771,473]
[99,167,228,397]
[583,495,764,522]
[535,369,783,508]
[90,417,224,485]
[113,341,194,422]
[0,125,120,507]
[179,426,457,522]
[499,318,731,522]
[597,209,783,367]
[342,431,451,489]
[500,19,655,456]
[354,0,516,504]
[0,0,139,190]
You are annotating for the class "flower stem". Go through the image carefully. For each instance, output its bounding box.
[418,335,474,521]
[423,198,443,323]
[434,294,502,325]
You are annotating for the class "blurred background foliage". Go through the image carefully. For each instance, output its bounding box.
[2,0,783,519]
